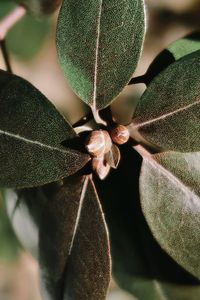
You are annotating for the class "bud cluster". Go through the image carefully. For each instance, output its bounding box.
[85,125,130,179]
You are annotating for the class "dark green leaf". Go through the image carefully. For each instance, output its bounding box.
[141,31,200,85]
[95,145,200,300]
[131,50,200,152]
[138,145,200,280]
[0,71,89,188]
[39,175,111,300]
[56,0,145,111]
[0,2,50,60]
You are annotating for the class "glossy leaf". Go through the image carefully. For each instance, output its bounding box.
[56,0,145,111]
[39,175,111,300]
[95,145,200,300]
[131,50,200,152]
[138,146,200,280]
[0,2,50,60]
[0,71,89,188]
[140,31,200,85]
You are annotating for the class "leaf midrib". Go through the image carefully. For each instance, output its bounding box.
[144,155,199,202]
[68,176,89,255]
[0,129,71,154]
[92,0,103,111]
[133,98,200,129]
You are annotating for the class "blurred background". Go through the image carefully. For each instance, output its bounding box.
[0,0,200,299]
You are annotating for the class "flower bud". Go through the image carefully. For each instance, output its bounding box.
[85,130,112,157]
[110,125,130,145]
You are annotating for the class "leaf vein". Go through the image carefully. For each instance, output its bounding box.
[134,99,200,129]
[0,129,68,154]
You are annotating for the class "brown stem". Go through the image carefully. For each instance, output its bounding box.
[134,144,151,158]
[0,40,12,73]
[0,6,26,41]
[0,6,26,73]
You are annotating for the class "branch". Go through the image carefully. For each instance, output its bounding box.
[0,40,12,73]
[0,6,26,41]
[0,5,26,73]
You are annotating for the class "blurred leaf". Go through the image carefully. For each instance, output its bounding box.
[39,175,111,300]
[131,50,200,152]
[138,146,200,280]
[0,2,50,60]
[0,190,20,262]
[4,187,47,258]
[15,0,61,15]
[95,145,200,300]
[168,32,200,61]
[139,31,200,85]
[56,0,145,111]
[0,71,89,188]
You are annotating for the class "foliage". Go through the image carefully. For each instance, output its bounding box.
[0,0,200,299]
[0,2,51,60]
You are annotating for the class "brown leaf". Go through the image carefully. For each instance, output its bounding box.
[39,175,111,300]
[105,144,121,169]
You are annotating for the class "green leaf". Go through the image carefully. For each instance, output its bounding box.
[131,50,200,152]
[56,0,145,111]
[0,190,20,262]
[95,145,200,300]
[0,71,89,188]
[15,0,61,14]
[168,32,200,61]
[138,146,200,280]
[0,2,50,60]
[141,31,200,85]
[39,175,111,300]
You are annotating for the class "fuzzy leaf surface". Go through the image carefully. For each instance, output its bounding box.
[131,51,200,152]
[56,0,145,111]
[39,175,111,300]
[0,71,89,188]
[141,31,200,85]
[95,145,200,300]
[138,147,200,280]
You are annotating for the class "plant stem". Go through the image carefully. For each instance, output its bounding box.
[0,40,12,73]
[0,5,26,73]
[0,6,26,41]
[134,144,151,158]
